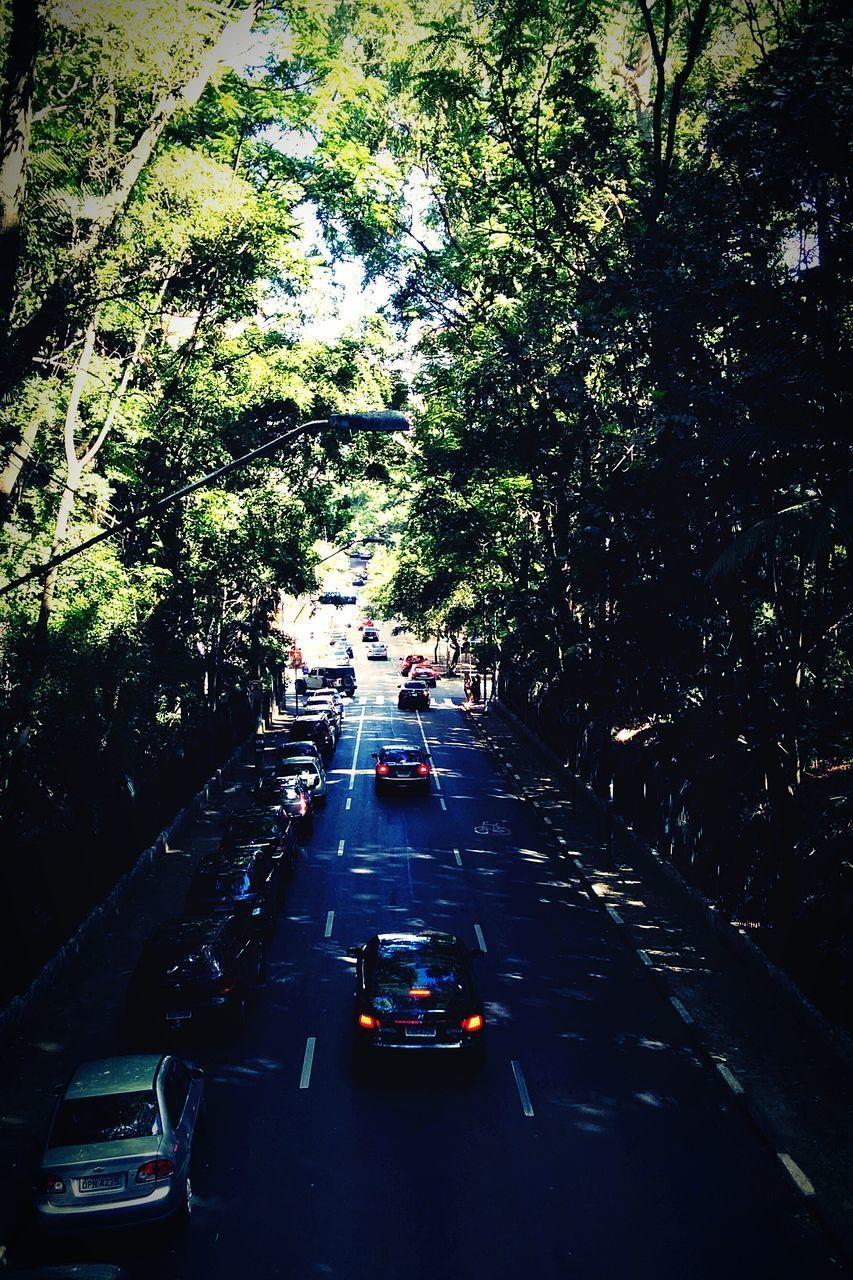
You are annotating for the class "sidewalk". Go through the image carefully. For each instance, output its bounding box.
[464,697,853,1270]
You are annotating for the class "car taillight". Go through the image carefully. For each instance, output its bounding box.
[36,1173,65,1194]
[136,1158,175,1183]
[461,1014,484,1032]
[408,987,431,998]
[358,1013,378,1029]
[217,978,236,995]
[376,763,389,775]
[417,764,430,775]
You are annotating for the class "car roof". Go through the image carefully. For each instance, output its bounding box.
[66,1055,163,1099]
[279,756,320,767]
[373,931,462,955]
[148,917,224,948]
[196,850,262,872]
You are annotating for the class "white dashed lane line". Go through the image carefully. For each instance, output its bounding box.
[778,1154,815,1197]
[716,1063,743,1095]
[439,797,447,811]
[337,839,346,858]
[511,1060,534,1117]
[453,848,463,867]
[324,910,334,938]
[299,1037,316,1090]
[670,996,693,1024]
[345,797,352,810]
[606,906,623,925]
[474,923,487,953]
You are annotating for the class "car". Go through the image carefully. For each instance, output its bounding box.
[348,932,485,1073]
[357,618,375,631]
[33,1054,203,1233]
[397,680,430,711]
[0,1264,129,1278]
[276,740,323,769]
[275,755,328,806]
[301,664,357,696]
[220,808,298,873]
[410,664,439,687]
[253,774,315,832]
[400,653,426,676]
[127,915,265,1035]
[340,594,358,605]
[372,744,432,791]
[362,626,379,643]
[184,850,284,935]
[289,713,335,758]
[300,702,340,743]
[305,691,344,728]
[352,575,367,587]
[367,642,388,660]
[318,591,343,605]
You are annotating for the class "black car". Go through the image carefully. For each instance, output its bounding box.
[277,739,323,768]
[184,850,283,936]
[398,680,430,711]
[253,773,315,831]
[349,932,485,1073]
[373,744,432,791]
[362,626,379,642]
[289,713,335,758]
[318,591,343,605]
[220,807,298,873]
[128,915,264,1034]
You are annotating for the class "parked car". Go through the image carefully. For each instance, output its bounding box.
[289,713,335,758]
[128,915,264,1034]
[397,680,430,711]
[410,664,439,687]
[348,932,485,1073]
[304,692,344,730]
[253,774,315,831]
[33,1054,203,1233]
[400,653,426,676]
[276,739,322,768]
[275,755,328,806]
[184,850,284,935]
[299,702,340,743]
[220,808,298,872]
[318,591,343,605]
[367,642,388,660]
[372,744,432,791]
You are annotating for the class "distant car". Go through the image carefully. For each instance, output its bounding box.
[318,591,343,605]
[410,665,438,687]
[184,851,284,935]
[128,915,265,1034]
[357,618,375,631]
[400,653,426,676]
[348,932,485,1073]
[397,680,430,711]
[362,627,379,643]
[34,1054,203,1233]
[372,744,432,791]
[275,755,327,806]
[220,808,298,868]
[352,575,367,586]
[289,713,335,758]
[367,642,388,660]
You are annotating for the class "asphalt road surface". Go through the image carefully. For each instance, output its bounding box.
[38,608,841,1279]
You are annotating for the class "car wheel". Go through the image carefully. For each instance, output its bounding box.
[175,1173,193,1225]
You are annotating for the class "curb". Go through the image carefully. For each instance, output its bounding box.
[462,698,853,1272]
[0,736,251,1046]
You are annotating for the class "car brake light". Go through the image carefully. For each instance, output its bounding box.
[417,764,430,775]
[136,1158,175,1183]
[218,978,236,995]
[376,763,389,775]
[36,1173,65,1194]
[461,1014,484,1031]
[408,987,431,998]
[358,1013,378,1029]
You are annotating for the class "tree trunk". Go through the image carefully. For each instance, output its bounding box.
[0,0,43,325]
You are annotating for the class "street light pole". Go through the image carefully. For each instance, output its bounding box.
[1,410,410,597]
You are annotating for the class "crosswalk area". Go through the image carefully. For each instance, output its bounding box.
[354,694,459,708]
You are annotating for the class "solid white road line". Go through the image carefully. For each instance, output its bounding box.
[716,1063,743,1095]
[778,1154,815,1197]
[299,1037,316,1089]
[348,702,367,791]
[416,710,441,790]
[337,839,346,858]
[511,1060,534,1117]
[474,923,487,953]
[324,910,334,938]
[453,848,463,867]
[670,996,693,1024]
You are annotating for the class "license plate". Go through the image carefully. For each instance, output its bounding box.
[79,1173,125,1193]
[405,1027,436,1038]
[166,1010,192,1022]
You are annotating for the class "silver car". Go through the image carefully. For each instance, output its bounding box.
[276,755,327,805]
[34,1054,203,1233]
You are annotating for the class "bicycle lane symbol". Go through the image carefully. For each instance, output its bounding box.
[474,820,511,836]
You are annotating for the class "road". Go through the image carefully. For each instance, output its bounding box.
[35,599,840,1279]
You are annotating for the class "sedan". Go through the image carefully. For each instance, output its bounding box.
[410,664,439,687]
[276,740,322,768]
[367,642,388,660]
[349,932,485,1073]
[361,627,379,643]
[372,745,432,791]
[398,680,430,711]
[34,1054,203,1233]
[276,755,327,805]
[400,653,426,676]
[220,807,298,867]
[184,850,283,934]
[128,915,264,1034]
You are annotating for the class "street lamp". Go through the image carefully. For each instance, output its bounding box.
[0,410,411,596]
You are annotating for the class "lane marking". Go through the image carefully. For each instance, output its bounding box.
[453,848,463,867]
[439,797,447,811]
[299,1037,316,1089]
[324,910,334,938]
[778,1153,815,1197]
[716,1063,743,1095]
[543,816,553,826]
[375,695,385,705]
[670,996,693,1024]
[531,800,541,809]
[636,949,654,968]
[337,839,346,858]
[606,906,623,925]
[474,923,487,953]
[557,836,567,846]
[511,1060,534,1117]
[416,710,441,791]
[348,701,367,790]
[345,797,352,811]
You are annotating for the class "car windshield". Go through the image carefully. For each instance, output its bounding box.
[50,1091,162,1146]
[225,817,278,842]
[191,870,252,898]
[279,761,319,780]
[381,748,421,763]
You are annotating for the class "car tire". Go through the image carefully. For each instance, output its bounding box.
[174,1173,193,1226]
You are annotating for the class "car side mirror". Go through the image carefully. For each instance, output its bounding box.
[190,1066,204,1081]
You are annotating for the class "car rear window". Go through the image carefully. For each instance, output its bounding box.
[373,954,464,999]
[51,1091,162,1146]
[382,748,421,763]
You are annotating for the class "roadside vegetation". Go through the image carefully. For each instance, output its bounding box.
[1,0,849,1022]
